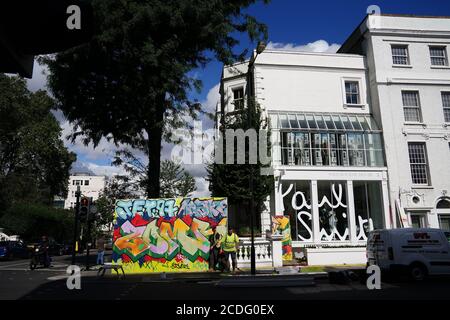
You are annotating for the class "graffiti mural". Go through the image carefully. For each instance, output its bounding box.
[271,216,293,261]
[112,198,228,273]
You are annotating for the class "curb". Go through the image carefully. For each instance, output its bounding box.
[215,277,316,288]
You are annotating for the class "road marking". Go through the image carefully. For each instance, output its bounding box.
[0,267,68,272]
[0,261,30,268]
[47,275,69,281]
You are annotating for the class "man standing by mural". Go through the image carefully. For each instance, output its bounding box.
[208,227,222,272]
[223,228,239,273]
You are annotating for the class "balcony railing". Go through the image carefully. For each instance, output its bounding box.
[234,237,273,269]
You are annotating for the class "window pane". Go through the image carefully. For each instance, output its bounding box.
[392,45,409,65]
[404,107,421,122]
[348,133,365,166]
[349,116,362,130]
[288,114,299,128]
[443,93,450,108]
[402,91,421,122]
[430,47,448,66]
[408,143,429,185]
[312,133,322,165]
[365,133,384,167]
[321,133,330,166]
[333,115,344,130]
[341,116,354,130]
[233,88,244,110]
[337,134,349,166]
[323,115,335,130]
[279,114,290,128]
[306,115,317,129]
[358,116,370,131]
[353,181,384,240]
[437,199,450,209]
[292,133,311,166]
[402,91,419,106]
[318,181,349,241]
[297,114,308,128]
[283,181,313,242]
[439,215,450,231]
[442,93,450,122]
[410,215,423,228]
[345,81,360,104]
[315,115,327,129]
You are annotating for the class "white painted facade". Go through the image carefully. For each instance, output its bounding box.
[339,14,450,232]
[64,174,106,209]
[218,14,450,265]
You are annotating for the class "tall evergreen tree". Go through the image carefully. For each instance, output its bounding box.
[207,99,273,234]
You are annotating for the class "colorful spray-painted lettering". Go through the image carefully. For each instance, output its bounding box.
[112,198,227,273]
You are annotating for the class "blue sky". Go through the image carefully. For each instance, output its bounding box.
[192,0,450,105]
[27,0,450,195]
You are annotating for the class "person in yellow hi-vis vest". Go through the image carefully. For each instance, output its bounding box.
[222,228,240,273]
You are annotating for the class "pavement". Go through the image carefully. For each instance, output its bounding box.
[2,254,450,300]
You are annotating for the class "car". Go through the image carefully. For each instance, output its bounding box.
[27,238,67,256]
[367,228,450,281]
[0,240,30,260]
[48,239,66,256]
[105,238,113,251]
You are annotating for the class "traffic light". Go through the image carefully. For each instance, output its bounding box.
[88,201,98,222]
[79,197,90,221]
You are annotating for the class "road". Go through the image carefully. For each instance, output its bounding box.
[0,251,103,300]
[2,256,450,300]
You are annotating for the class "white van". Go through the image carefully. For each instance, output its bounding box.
[367,228,450,280]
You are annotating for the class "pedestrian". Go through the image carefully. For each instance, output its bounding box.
[208,228,222,272]
[96,235,106,265]
[222,228,240,273]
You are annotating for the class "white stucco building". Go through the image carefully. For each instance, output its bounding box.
[63,174,106,209]
[339,14,450,232]
[218,14,450,265]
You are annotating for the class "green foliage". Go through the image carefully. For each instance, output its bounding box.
[207,99,274,203]
[112,151,197,198]
[40,0,269,197]
[160,160,196,198]
[0,203,74,242]
[207,99,274,233]
[95,176,136,234]
[0,74,76,208]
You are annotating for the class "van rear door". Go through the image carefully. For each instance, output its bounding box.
[367,231,387,266]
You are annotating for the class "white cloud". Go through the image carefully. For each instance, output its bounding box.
[60,120,122,161]
[191,177,211,198]
[202,83,220,114]
[85,162,127,177]
[267,40,341,53]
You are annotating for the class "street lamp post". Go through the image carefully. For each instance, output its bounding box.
[247,41,266,275]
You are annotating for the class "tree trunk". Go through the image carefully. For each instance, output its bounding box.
[145,95,165,198]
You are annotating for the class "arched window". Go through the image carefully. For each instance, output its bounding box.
[437,198,450,209]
